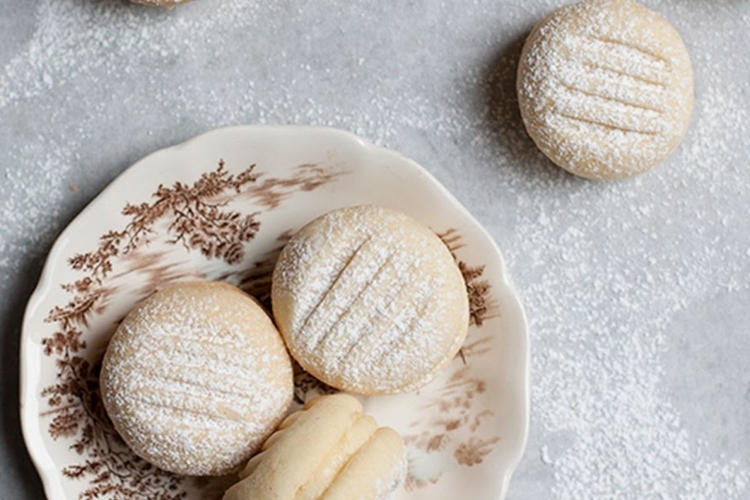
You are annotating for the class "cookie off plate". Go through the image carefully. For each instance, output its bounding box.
[20,125,529,500]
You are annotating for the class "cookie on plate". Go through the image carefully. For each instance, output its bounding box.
[517,0,694,180]
[272,205,469,395]
[100,281,293,476]
[223,394,406,500]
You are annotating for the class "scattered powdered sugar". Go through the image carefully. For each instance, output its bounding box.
[506,37,750,500]
[131,0,191,6]
[1,0,749,498]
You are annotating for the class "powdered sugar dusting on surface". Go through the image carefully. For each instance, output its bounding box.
[130,0,191,6]
[504,20,750,500]
[1,0,749,498]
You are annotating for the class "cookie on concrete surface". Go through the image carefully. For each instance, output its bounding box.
[100,281,293,476]
[517,0,694,180]
[223,394,406,500]
[271,205,469,395]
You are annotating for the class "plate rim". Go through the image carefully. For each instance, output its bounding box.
[19,124,530,500]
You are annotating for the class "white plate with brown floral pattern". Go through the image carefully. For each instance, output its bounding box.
[20,125,529,500]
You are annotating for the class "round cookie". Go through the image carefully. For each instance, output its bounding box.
[223,394,406,500]
[271,205,469,395]
[517,0,694,180]
[100,281,293,476]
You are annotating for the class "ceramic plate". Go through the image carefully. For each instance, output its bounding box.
[20,125,529,500]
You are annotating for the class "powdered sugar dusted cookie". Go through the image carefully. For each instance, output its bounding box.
[517,0,694,180]
[272,205,469,395]
[223,394,406,500]
[100,281,293,476]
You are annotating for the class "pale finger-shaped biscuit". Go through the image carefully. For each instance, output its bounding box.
[319,428,406,500]
[223,394,406,500]
[296,415,379,500]
[225,395,364,499]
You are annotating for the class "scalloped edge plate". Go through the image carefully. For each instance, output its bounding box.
[20,125,529,500]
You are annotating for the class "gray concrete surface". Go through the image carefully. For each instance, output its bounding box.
[1,1,748,499]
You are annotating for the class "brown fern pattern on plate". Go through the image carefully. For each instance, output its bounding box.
[403,228,501,490]
[403,365,499,491]
[223,230,294,311]
[39,161,340,500]
[438,228,500,327]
